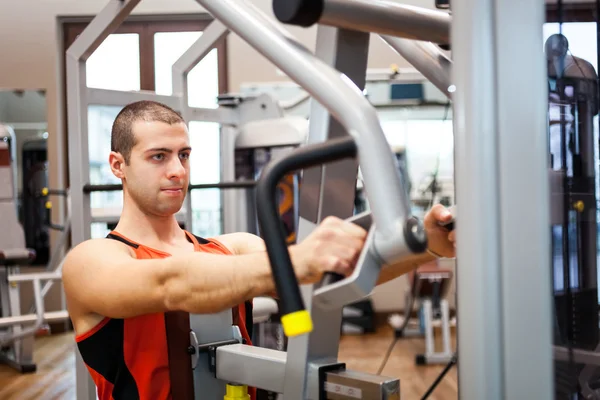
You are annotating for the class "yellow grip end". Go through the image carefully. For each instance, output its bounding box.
[281,310,313,337]
[45,201,52,209]
[224,384,250,400]
[41,188,48,196]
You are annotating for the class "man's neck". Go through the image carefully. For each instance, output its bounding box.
[113,201,185,246]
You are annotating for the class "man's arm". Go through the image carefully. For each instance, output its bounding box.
[216,232,266,255]
[63,217,366,321]
[62,238,279,320]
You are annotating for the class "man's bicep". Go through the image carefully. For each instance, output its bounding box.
[215,232,266,255]
[62,240,168,319]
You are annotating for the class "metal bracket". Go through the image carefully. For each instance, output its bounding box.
[189,331,199,369]
[191,326,246,377]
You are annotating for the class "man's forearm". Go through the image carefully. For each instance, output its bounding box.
[376,252,438,285]
[162,251,278,314]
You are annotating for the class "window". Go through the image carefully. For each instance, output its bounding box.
[62,17,228,238]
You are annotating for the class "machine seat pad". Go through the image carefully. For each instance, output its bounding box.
[0,248,36,266]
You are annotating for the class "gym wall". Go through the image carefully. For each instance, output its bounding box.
[0,0,448,315]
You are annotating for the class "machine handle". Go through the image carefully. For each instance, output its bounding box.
[273,0,324,27]
[256,136,357,337]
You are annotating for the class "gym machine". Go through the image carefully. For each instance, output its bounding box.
[545,33,600,399]
[0,139,70,373]
[66,1,554,400]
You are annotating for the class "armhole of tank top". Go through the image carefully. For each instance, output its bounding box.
[75,316,111,343]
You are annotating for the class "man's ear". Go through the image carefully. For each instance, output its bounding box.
[109,151,126,179]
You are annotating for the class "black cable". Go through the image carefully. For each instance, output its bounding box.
[376,277,422,375]
[420,354,457,400]
[376,337,400,375]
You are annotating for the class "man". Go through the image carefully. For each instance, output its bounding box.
[62,101,456,399]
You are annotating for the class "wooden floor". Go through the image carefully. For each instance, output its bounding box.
[0,322,457,400]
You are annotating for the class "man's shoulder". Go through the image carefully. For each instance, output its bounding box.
[66,238,135,266]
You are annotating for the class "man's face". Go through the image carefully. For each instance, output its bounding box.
[116,120,191,217]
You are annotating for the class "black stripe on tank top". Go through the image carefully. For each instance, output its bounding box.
[77,318,140,400]
[106,233,139,248]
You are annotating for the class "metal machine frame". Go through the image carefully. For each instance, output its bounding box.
[65,0,553,399]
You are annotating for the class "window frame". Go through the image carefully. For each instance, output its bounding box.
[60,14,228,189]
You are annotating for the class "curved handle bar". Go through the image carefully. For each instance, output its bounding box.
[256,136,357,337]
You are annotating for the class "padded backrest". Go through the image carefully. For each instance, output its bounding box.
[0,141,27,250]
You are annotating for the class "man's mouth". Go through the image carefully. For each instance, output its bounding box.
[162,188,183,193]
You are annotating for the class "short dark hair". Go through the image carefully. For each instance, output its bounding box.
[111,100,185,164]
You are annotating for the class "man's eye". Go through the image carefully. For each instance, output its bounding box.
[152,154,164,161]
[180,153,190,160]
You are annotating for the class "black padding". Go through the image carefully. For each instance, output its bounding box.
[272,0,324,27]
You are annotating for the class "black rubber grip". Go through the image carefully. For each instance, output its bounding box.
[256,136,357,317]
[272,0,324,27]
[320,272,345,286]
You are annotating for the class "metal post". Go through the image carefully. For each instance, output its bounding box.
[65,1,141,399]
[220,125,239,234]
[494,0,552,397]
[452,0,552,398]
[283,26,368,400]
[172,19,230,233]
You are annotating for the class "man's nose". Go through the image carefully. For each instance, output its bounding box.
[167,156,186,180]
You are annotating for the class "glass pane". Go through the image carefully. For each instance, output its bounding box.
[154,31,219,109]
[188,121,221,237]
[88,105,124,238]
[543,22,598,71]
[87,34,141,91]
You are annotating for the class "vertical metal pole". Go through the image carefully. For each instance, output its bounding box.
[452,0,503,397]
[65,2,141,398]
[66,53,97,400]
[220,125,239,234]
[494,0,553,397]
[453,0,552,398]
[172,56,194,232]
[283,26,369,400]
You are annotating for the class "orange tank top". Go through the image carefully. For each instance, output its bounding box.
[75,230,256,400]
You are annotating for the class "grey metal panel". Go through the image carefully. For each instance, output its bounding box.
[189,312,236,399]
[235,117,308,149]
[65,2,142,399]
[189,107,239,125]
[282,25,369,400]
[380,36,452,99]
[451,0,503,398]
[86,88,181,109]
[320,0,450,44]
[324,369,400,400]
[494,0,553,398]
[298,26,367,224]
[216,344,286,393]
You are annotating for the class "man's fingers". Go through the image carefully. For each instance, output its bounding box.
[424,204,453,228]
[448,230,456,242]
[339,219,368,239]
